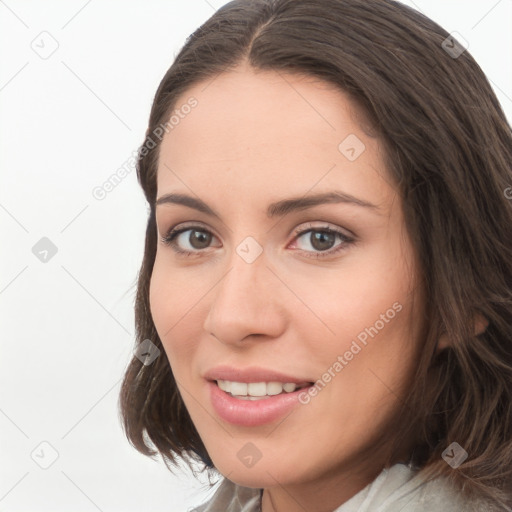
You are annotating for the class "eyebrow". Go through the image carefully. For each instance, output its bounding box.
[155,191,380,218]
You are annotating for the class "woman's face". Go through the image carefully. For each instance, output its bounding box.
[150,63,424,493]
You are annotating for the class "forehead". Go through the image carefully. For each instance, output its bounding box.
[156,64,392,210]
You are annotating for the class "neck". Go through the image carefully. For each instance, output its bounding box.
[260,461,383,512]
[259,436,417,512]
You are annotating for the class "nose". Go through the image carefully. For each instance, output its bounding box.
[202,248,287,346]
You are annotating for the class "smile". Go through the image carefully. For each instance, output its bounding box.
[216,380,311,399]
[208,379,314,426]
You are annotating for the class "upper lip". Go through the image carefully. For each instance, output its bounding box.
[204,365,313,384]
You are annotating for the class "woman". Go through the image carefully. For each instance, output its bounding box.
[119,0,512,510]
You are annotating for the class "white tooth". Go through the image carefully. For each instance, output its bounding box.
[217,380,231,392]
[220,380,302,396]
[248,382,267,396]
[267,382,284,395]
[237,395,271,400]
[230,382,248,396]
[283,382,297,393]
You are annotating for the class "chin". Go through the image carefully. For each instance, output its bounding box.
[216,464,285,489]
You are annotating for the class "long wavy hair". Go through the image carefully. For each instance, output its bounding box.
[118,0,512,508]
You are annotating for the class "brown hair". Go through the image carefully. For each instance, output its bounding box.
[119,0,512,507]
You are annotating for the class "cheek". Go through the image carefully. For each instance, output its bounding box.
[291,246,412,345]
[284,243,419,407]
[149,262,172,335]
[149,261,196,365]
[149,257,199,329]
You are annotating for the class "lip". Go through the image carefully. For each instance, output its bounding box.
[208,381,312,426]
[204,366,314,427]
[203,365,312,385]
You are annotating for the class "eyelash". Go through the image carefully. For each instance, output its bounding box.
[159,222,355,259]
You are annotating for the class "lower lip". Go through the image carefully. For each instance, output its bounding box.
[208,381,310,427]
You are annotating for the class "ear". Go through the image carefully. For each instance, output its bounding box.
[435,313,488,353]
[473,313,489,336]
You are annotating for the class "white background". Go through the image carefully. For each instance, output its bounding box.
[1,1,511,511]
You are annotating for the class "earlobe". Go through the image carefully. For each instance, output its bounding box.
[436,333,450,352]
[473,313,489,336]
[435,313,488,354]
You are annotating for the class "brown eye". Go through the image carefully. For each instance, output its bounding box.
[188,230,212,249]
[161,225,220,256]
[291,225,355,259]
[309,231,336,251]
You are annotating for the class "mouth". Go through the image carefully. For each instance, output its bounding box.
[215,379,313,400]
[207,376,315,427]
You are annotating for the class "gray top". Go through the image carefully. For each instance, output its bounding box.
[190,463,503,511]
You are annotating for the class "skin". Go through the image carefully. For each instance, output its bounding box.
[149,61,428,512]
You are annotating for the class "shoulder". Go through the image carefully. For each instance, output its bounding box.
[356,463,503,512]
[189,477,261,512]
[187,465,504,512]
